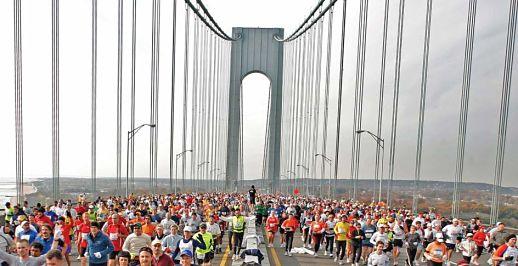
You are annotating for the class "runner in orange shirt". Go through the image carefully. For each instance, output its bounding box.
[281,213,299,257]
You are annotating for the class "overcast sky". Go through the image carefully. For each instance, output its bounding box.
[0,0,516,188]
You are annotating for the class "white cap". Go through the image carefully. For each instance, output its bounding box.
[183,226,193,232]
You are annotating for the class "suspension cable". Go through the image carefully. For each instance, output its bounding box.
[14,0,24,203]
[115,0,123,194]
[453,0,477,217]
[181,4,190,190]
[190,15,200,191]
[52,0,60,201]
[491,0,516,225]
[91,0,98,195]
[374,0,389,203]
[333,0,348,199]
[321,7,334,198]
[387,0,405,207]
[184,0,235,41]
[170,0,178,192]
[130,0,137,193]
[351,0,369,200]
[413,0,433,214]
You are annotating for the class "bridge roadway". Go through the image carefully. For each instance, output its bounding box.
[63,226,492,266]
[212,228,493,266]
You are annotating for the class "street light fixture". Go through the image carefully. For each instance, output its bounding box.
[296,164,309,195]
[126,124,155,197]
[175,149,192,194]
[315,153,333,198]
[356,129,385,203]
[196,161,210,191]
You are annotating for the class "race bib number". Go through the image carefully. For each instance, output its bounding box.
[434,249,443,257]
[365,233,372,238]
[109,233,118,240]
[338,228,345,233]
[270,223,276,228]
[197,253,205,259]
[20,235,30,241]
[81,233,88,239]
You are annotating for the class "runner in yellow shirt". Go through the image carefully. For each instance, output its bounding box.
[334,215,351,265]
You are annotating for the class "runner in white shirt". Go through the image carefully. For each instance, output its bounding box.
[370,225,389,252]
[442,219,463,265]
[324,214,336,257]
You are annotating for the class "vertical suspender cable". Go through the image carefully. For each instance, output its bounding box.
[413,0,433,213]
[52,0,60,201]
[182,4,190,190]
[333,0,348,199]
[91,0,97,195]
[322,8,334,198]
[130,0,137,193]
[150,0,156,192]
[190,16,199,190]
[116,0,123,194]
[375,0,389,203]
[387,0,405,207]
[171,0,179,192]
[352,0,368,200]
[491,0,516,225]
[14,0,24,203]
[311,15,324,196]
[453,0,477,217]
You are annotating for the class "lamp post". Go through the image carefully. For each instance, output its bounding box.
[174,149,192,194]
[216,172,226,191]
[210,168,220,189]
[287,170,295,194]
[126,123,155,197]
[315,153,333,198]
[196,161,210,191]
[296,164,309,195]
[356,129,385,203]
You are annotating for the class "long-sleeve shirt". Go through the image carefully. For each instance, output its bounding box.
[0,249,45,266]
[86,232,114,264]
[162,234,182,260]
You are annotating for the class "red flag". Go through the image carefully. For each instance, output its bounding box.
[294,188,300,195]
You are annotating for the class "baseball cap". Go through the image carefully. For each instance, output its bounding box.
[21,221,29,226]
[180,249,193,258]
[466,233,473,237]
[151,239,162,246]
[133,223,142,228]
[199,223,207,229]
[184,226,193,232]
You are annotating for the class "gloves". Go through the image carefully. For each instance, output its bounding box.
[94,252,102,259]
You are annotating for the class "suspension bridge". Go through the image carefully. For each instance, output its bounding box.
[4,0,518,229]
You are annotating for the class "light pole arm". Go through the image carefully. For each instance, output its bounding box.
[315,153,332,163]
[129,124,156,140]
[356,130,384,148]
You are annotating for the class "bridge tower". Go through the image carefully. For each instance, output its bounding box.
[225,27,284,193]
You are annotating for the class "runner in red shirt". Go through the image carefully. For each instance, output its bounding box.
[103,214,129,266]
[472,226,486,265]
[310,216,327,257]
[265,212,279,247]
[76,213,91,266]
[34,208,53,228]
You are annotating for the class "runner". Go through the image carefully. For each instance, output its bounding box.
[424,233,447,266]
[265,211,279,247]
[491,234,517,266]
[324,213,336,258]
[281,213,299,257]
[335,214,351,265]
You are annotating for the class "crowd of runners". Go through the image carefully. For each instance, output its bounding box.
[0,185,516,266]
